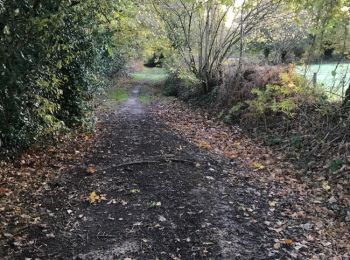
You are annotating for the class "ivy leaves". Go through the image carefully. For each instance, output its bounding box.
[0,0,131,156]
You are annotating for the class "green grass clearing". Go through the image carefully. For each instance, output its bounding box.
[296,63,350,98]
[139,94,152,104]
[131,67,167,83]
[108,88,128,102]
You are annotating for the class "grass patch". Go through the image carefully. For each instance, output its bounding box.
[296,63,350,99]
[109,88,128,102]
[131,67,167,83]
[139,94,152,104]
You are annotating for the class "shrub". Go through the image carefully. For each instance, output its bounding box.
[0,1,126,157]
[218,61,284,106]
[247,65,323,117]
[162,69,201,101]
[163,76,180,97]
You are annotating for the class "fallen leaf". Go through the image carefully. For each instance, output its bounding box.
[283,239,294,246]
[274,243,281,249]
[195,140,211,150]
[322,181,331,191]
[252,162,265,170]
[269,200,277,207]
[130,189,140,194]
[0,188,11,197]
[150,201,161,208]
[99,194,108,201]
[159,215,167,222]
[328,196,337,204]
[47,147,56,153]
[88,191,98,203]
[86,165,97,175]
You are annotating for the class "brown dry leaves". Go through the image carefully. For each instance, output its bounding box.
[153,100,288,176]
[86,164,97,175]
[152,99,350,258]
[0,132,95,250]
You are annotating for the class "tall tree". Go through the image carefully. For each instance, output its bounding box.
[289,0,350,102]
[151,0,282,93]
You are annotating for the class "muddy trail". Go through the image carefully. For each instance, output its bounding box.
[4,84,291,259]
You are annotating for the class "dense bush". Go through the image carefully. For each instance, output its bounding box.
[247,66,325,118]
[219,62,284,106]
[0,0,125,156]
[162,72,203,102]
[218,64,329,121]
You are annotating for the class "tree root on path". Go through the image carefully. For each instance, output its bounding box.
[116,160,160,167]
[116,158,195,167]
[100,157,196,171]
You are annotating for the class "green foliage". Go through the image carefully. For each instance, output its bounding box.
[248,85,297,117]
[224,103,245,123]
[289,0,350,62]
[289,134,303,148]
[162,73,198,101]
[139,94,152,105]
[0,0,130,156]
[267,137,283,146]
[329,159,343,172]
[163,76,180,97]
[229,103,245,115]
[248,66,319,117]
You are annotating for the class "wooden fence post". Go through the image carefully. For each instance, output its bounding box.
[312,72,317,86]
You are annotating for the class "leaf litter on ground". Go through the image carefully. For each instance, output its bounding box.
[0,131,96,254]
[152,99,350,258]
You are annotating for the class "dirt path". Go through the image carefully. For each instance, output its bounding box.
[5,84,294,259]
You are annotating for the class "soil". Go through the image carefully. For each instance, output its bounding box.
[1,83,345,259]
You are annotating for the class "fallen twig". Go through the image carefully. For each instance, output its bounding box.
[116,160,160,167]
[96,234,116,239]
[116,158,194,168]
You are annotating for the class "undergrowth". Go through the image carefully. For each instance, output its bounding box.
[162,63,350,218]
[218,65,350,175]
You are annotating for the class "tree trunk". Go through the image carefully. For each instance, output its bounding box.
[264,48,270,60]
[281,50,287,63]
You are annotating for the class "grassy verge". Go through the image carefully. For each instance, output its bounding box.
[139,94,152,104]
[108,88,128,102]
[131,67,167,83]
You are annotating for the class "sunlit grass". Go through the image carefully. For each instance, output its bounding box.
[131,67,167,83]
[108,88,128,102]
[296,63,350,98]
